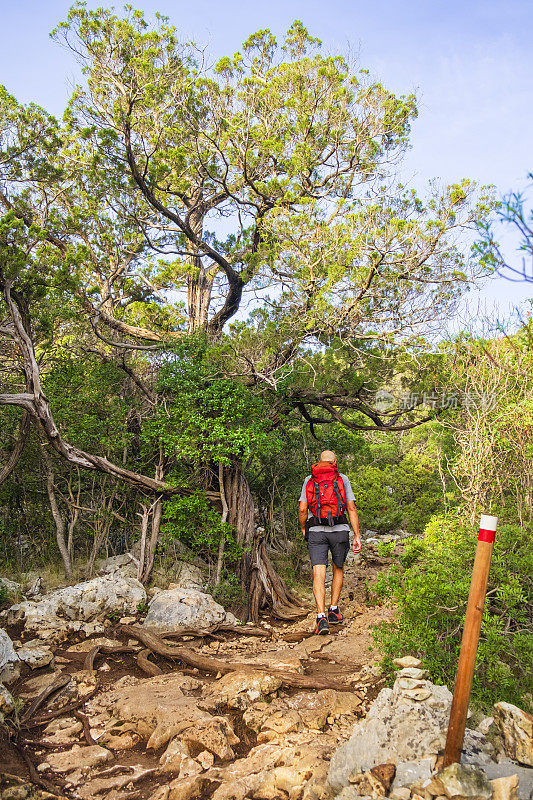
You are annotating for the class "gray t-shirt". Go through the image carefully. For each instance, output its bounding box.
[299,473,355,533]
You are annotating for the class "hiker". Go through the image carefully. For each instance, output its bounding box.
[298,450,361,635]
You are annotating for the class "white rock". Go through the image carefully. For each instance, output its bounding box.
[397,667,429,680]
[11,574,146,637]
[0,628,20,684]
[477,717,495,736]
[44,744,113,774]
[143,586,236,633]
[0,578,22,595]
[16,639,54,669]
[328,678,454,793]
[392,758,435,789]
[393,656,423,669]
[97,554,139,580]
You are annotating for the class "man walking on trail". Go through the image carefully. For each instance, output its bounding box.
[299,450,361,635]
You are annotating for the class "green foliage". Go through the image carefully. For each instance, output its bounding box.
[374,511,533,710]
[212,571,244,606]
[161,490,237,565]
[348,450,443,534]
[146,340,282,467]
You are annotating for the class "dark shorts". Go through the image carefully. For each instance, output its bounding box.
[307,528,350,568]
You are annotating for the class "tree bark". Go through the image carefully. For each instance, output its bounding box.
[186,210,215,332]
[42,452,72,578]
[223,461,306,623]
[0,410,30,485]
[215,461,228,586]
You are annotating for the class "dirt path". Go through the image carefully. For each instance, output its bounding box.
[0,545,394,800]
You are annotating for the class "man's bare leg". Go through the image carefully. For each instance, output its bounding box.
[331,563,344,608]
[312,565,327,614]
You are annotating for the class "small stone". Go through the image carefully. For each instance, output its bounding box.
[371,763,396,793]
[490,775,518,800]
[119,616,137,624]
[15,640,54,669]
[0,683,15,714]
[393,758,435,790]
[393,656,423,669]
[493,702,533,766]
[390,790,412,800]
[432,763,493,800]
[477,717,494,736]
[196,750,215,770]
[397,668,429,680]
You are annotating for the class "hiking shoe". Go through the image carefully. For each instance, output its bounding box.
[315,615,330,635]
[328,606,343,625]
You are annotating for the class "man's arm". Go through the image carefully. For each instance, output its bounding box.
[298,501,308,536]
[346,500,361,552]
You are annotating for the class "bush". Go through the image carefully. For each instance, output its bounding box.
[348,453,443,534]
[373,511,533,710]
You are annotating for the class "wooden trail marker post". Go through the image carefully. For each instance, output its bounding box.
[443,514,498,767]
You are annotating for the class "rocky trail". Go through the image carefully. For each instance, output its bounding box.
[0,540,531,800]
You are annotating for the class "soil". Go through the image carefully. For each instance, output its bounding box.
[0,545,394,800]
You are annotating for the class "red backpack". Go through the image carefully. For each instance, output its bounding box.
[306,461,347,526]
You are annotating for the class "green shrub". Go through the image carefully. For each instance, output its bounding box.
[348,452,443,534]
[373,511,533,710]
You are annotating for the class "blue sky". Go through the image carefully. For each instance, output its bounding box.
[1,0,532,321]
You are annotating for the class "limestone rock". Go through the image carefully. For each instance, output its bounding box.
[203,670,282,710]
[391,789,413,800]
[170,560,205,589]
[469,760,533,800]
[393,656,423,669]
[477,718,495,736]
[493,703,533,766]
[102,671,239,758]
[159,739,203,777]
[0,683,15,715]
[431,763,493,800]
[397,667,429,680]
[490,775,518,800]
[11,574,146,638]
[143,586,236,633]
[43,744,113,774]
[0,628,20,684]
[42,717,83,746]
[328,678,454,792]
[97,553,139,579]
[15,640,54,669]
[0,578,21,596]
[243,689,361,736]
[392,758,435,790]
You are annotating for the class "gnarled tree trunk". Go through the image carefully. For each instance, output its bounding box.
[223,460,306,623]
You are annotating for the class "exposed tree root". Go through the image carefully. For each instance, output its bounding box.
[121,624,360,693]
[83,644,140,672]
[20,673,71,723]
[21,687,98,729]
[73,709,98,745]
[137,648,163,676]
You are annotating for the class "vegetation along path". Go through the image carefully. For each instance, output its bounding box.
[0,542,395,800]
